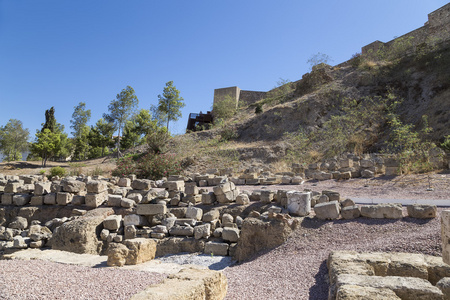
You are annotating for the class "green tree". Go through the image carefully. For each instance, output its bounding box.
[70,102,91,160]
[42,107,56,133]
[121,109,160,150]
[88,118,115,158]
[155,81,185,130]
[31,129,61,167]
[0,119,30,161]
[103,86,139,156]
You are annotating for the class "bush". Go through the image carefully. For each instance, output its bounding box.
[49,166,67,178]
[441,135,450,152]
[111,155,137,177]
[147,126,170,154]
[254,103,263,114]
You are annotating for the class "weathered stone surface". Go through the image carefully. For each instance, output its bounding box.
[1,193,14,205]
[51,207,113,254]
[203,210,220,222]
[34,182,51,196]
[341,205,361,220]
[155,237,206,257]
[361,169,375,178]
[136,204,167,215]
[130,267,227,300]
[260,190,274,203]
[222,227,239,242]
[201,192,216,205]
[360,204,402,219]
[9,216,28,230]
[334,274,443,300]
[341,198,355,207]
[184,183,199,195]
[124,214,145,227]
[336,285,401,300]
[186,207,203,221]
[30,196,44,206]
[85,191,108,208]
[407,204,437,219]
[117,177,131,187]
[124,225,137,240]
[442,210,450,265]
[107,195,122,207]
[169,225,194,237]
[233,217,298,262]
[166,181,185,191]
[131,179,152,190]
[235,194,250,205]
[62,180,86,193]
[286,191,311,216]
[103,215,122,230]
[436,277,450,300]
[107,238,157,267]
[56,192,73,205]
[86,180,108,194]
[194,223,211,240]
[43,193,57,205]
[13,194,31,206]
[314,201,340,220]
[121,198,135,208]
[425,255,450,285]
[204,241,229,256]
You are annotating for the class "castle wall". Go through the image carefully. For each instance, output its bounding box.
[213,86,240,109]
[239,90,267,106]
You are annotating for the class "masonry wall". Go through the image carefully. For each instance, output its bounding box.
[239,90,267,106]
[213,86,240,109]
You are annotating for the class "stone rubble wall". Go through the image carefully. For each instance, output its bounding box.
[0,173,440,266]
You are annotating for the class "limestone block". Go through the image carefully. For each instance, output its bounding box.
[322,190,341,202]
[169,225,194,237]
[339,171,352,180]
[107,238,157,266]
[286,191,311,216]
[100,229,109,241]
[56,192,73,205]
[30,196,44,206]
[124,214,145,226]
[213,181,235,196]
[9,216,28,230]
[216,190,236,204]
[86,180,108,194]
[72,195,85,206]
[204,241,229,256]
[124,225,137,240]
[437,277,450,300]
[13,194,31,206]
[184,183,199,195]
[203,209,220,222]
[317,194,329,204]
[360,204,403,219]
[85,191,108,208]
[162,217,177,231]
[5,182,20,193]
[121,198,135,208]
[222,227,239,242]
[1,193,13,205]
[182,195,202,204]
[407,204,437,219]
[103,215,122,230]
[43,193,56,205]
[126,192,143,204]
[131,179,152,190]
[34,182,51,196]
[361,169,375,178]
[13,236,29,249]
[166,181,185,191]
[314,201,340,220]
[136,204,167,215]
[62,180,86,193]
[340,159,353,168]
[260,190,274,203]
[107,194,122,207]
[118,177,131,187]
[341,198,355,207]
[235,194,250,205]
[442,210,450,265]
[186,207,203,221]
[360,159,375,168]
[221,213,234,224]
[336,285,401,300]
[341,205,361,220]
[194,223,211,240]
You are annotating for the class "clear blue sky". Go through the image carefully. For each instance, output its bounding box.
[0,0,448,137]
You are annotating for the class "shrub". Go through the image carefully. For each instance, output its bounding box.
[147,126,170,154]
[219,125,238,142]
[138,153,182,180]
[111,155,137,177]
[49,166,67,178]
[441,135,450,152]
[254,103,263,114]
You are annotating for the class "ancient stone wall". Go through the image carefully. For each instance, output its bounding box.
[362,3,450,54]
[213,86,240,109]
[238,90,267,106]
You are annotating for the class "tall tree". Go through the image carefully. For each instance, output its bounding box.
[70,102,91,160]
[103,86,138,156]
[0,119,30,161]
[88,118,116,157]
[155,81,185,130]
[42,107,56,133]
[120,109,158,150]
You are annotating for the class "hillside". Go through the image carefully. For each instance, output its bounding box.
[171,39,450,174]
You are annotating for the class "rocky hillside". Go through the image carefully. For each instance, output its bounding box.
[172,39,450,173]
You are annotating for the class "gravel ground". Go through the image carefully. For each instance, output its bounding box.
[157,252,234,271]
[224,207,444,300]
[0,259,166,300]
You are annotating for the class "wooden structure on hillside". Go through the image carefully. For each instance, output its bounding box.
[186,111,214,132]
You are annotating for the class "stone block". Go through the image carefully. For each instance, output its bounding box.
[5,182,20,193]
[107,194,122,207]
[407,204,437,219]
[222,227,239,242]
[204,241,229,256]
[121,198,135,208]
[286,191,311,216]
[136,204,167,215]
[235,194,250,205]
[117,177,131,187]
[107,238,157,266]
[1,193,14,205]
[86,180,108,194]
[62,180,86,193]
[43,193,56,205]
[72,195,85,206]
[340,159,353,168]
[361,169,375,178]
[186,207,203,221]
[203,209,220,222]
[360,159,374,168]
[260,190,274,203]
[194,223,211,240]
[124,214,145,226]
[169,225,194,237]
[360,204,403,219]
[124,225,136,240]
[341,205,361,219]
[56,192,73,205]
[30,196,44,206]
[166,181,185,191]
[85,191,108,207]
[13,194,31,206]
[103,215,123,230]
[184,183,199,195]
[131,179,152,190]
[314,201,340,220]
[213,181,234,196]
[322,190,340,202]
[34,182,51,196]
[385,167,401,176]
[442,210,450,265]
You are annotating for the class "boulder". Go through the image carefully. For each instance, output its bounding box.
[436,277,450,300]
[203,210,220,222]
[9,216,28,230]
[407,204,437,219]
[50,207,113,254]
[236,194,250,205]
[222,227,239,242]
[186,207,203,221]
[194,223,211,240]
[286,191,311,216]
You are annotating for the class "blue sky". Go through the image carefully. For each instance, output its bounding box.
[0,0,448,137]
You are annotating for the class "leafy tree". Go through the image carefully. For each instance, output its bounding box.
[155,81,185,130]
[121,109,161,150]
[212,94,237,123]
[87,118,115,158]
[70,102,91,160]
[103,86,139,156]
[0,119,30,161]
[31,129,61,167]
[42,107,56,133]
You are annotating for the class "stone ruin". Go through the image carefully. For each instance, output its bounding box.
[0,172,448,299]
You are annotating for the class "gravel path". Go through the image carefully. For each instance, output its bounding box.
[224,207,443,300]
[0,259,166,300]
